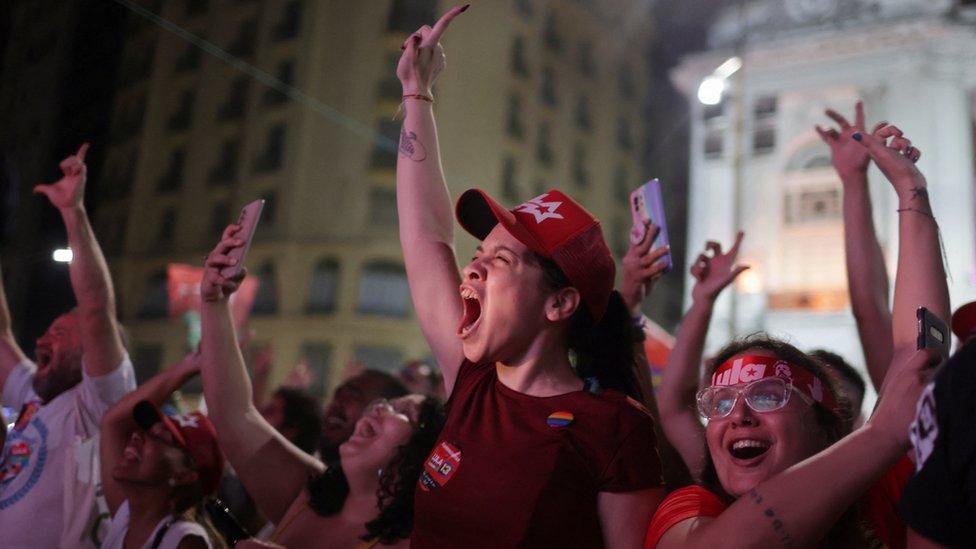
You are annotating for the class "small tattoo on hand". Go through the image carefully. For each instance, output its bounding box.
[399,127,427,161]
[911,186,929,201]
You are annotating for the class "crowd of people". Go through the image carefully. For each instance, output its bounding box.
[0,4,973,548]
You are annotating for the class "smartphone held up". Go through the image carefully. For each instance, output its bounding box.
[221,199,265,280]
[629,178,672,273]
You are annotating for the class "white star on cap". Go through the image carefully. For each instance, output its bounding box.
[516,193,564,224]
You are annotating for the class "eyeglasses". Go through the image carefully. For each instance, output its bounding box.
[696,377,813,420]
[364,398,415,426]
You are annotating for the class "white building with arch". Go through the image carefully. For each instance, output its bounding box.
[672,0,976,400]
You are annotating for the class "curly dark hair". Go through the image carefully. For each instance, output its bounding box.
[699,334,881,547]
[305,396,446,544]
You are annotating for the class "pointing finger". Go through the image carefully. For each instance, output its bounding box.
[824,108,851,130]
[854,101,865,129]
[76,142,90,161]
[426,4,468,46]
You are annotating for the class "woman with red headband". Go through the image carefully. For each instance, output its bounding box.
[395,5,664,547]
[646,118,948,547]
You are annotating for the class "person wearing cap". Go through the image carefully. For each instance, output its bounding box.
[0,145,137,547]
[646,120,948,547]
[99,349,224,549]
[394,6,664,547]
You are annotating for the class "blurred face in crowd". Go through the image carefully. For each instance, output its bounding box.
[458,225,562,365]
[32,312,84,402]
[339,395,423,474]
[261,395,287,431]
[320,373,399,454]
[112,422,197,491]
[705,349,832,497]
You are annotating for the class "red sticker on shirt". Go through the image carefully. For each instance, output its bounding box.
[419,441,462,492]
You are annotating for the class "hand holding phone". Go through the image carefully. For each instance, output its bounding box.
[220,199,264,279]
[917,306,950,361]
[629,179,672,273]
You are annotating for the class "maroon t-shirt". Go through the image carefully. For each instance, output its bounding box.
[412,360,663,548]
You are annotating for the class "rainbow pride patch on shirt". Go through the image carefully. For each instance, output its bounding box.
[546,411,574,428]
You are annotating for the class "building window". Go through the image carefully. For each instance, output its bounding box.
[369,187,398,226]
[501,157,518,203]
[273,0,302,41]
[377,54,402,102]
[308,259,340,313]
[167,89,195,132]
[572,143,589,188]
[543,13,562,53]
[387,0,436,33]
[540,66,557,106]
[218,77,249,121]
[575,95,592,131]
[354,345,404,374]
[252,261,279,315]
[158,207,177,245]
[536,121,554,167]
[211,201,230,237]
[356,261,410,317]
[157,148,185,193]
[110,94,146,143]
[260,191,277,226]
[506,94,524,139]
[208,138,239,185]
[174,42,201,72]
[618,67,635,100]
[133,344,163,383]
[264,59,295,106]
[228,18,257,58]
[617,117,634,151]
[753,126,776,154]
[370,119,400,169]
[754,95,777,118]
[784,188,841,224]
[511,35,530,78]
[138,270,169,319]
[300,343,331,398]
[704,128,724,158]
[515,0,533,18]
[577,41,595,77]
[254,124,286,172]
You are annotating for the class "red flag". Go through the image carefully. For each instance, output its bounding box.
[167,264,259,330]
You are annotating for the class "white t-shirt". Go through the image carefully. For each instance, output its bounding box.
[101,500,213,549]
[0,356,136,548]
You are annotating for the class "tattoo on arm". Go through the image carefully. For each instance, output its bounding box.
[399,127,427,162]
[910,186,929,201]
[748,489,794,547]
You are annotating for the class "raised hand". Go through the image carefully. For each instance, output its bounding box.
[202,224,246,302]
[853,124,925,197]
[396,4,468,96]
[815,102,885,179]
[34,143,90,211]
[620,222,670,315]
[690,232,749,303]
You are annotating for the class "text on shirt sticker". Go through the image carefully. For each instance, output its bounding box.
[419,441,461,492]
[909,381,938,471]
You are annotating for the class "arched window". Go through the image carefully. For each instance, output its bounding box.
[308,259,340,313]
[357,261,409,317]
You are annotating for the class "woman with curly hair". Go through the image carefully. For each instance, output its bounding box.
[198,225,445,548]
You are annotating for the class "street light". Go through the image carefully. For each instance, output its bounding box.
[696,56,742,105]
[53,248,73,263]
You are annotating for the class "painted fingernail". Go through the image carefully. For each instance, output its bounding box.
[852,132,862,141]
[460,4,470,12]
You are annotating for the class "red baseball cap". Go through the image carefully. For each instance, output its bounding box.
[951,301,976,341]
[456,189,615,321]
[133,401,225,495]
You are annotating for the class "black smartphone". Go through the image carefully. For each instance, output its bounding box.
[204,498,251,545]
[917,307,950,360]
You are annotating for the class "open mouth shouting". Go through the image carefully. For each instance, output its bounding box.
[457,285,483,339]
[727,438,772,465]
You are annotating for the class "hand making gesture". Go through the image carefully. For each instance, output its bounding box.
[853,123,925,198]
[34,143,90,211]
[620,222,671,315]
[815,101,888,180]
[690,231,749,303]
[396,4,468,97]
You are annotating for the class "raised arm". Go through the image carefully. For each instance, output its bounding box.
[658,348,941,548]
[200,226,323,523]
[816,102,892,388]
[395,6,467,396]
[99,350,201,516]
[34,144,124,377]
[657,234,747,479]
[0,260,28,391]
[853,126,949,359]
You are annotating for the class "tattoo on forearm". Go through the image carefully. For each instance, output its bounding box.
[748,489,794,547]
[399,127,427,162]
[911,186,929,201]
